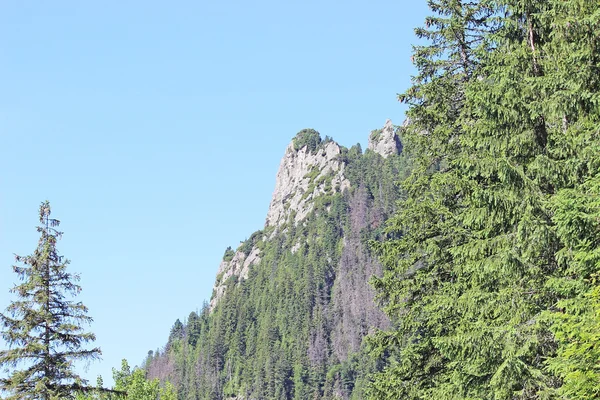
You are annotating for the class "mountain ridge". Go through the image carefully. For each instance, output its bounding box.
[210,121,401,310]
[145,120,409,399]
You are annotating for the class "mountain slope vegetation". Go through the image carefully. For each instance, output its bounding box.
[140,2,600,398]
[144,129,410,399]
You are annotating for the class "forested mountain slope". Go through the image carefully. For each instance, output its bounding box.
[144,121,411,399]
[137,2,600,399]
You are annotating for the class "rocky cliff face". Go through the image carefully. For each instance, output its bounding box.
[264,140,351,228]
[210,246,260,309]
[209,121,400,309]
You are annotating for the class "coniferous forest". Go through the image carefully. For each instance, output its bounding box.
[1,0,600,399]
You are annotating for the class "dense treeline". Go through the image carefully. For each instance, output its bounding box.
[369,0,600,399]
[145,145,410,399]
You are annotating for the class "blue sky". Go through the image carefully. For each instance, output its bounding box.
[0,0,428,385]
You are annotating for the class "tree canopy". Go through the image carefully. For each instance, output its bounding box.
[368,0,600,398]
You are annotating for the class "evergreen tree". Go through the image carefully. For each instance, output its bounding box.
[539,0,600,397]
[0,201,103,399]
[370,0,600,398]
[546,176,600,399]
[167,319,184,346]
[367,0,497,397]
[186,311,201,347]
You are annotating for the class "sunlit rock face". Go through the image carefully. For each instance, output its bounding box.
[368,119,402,158]
[265,140,350,228]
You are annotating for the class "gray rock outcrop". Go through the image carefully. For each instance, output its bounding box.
[210,246,261,310]
[367,119,402,158]
[264,140,350,228]
[211,121,401,310]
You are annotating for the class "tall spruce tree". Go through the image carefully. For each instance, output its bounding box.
[539,0,600,397]
[446,0,600,396]
[0,201,102,399]
[370,0,600,398]
[366,0,595,397]
[367,0,496,397]
[435,0,560,396]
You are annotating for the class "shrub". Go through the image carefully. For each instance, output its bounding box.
[293,129,322,153]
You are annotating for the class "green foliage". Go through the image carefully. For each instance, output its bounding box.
[303,165,321,183]
[368,0,600,398]
[292,129,322,153]
[0,201,106,400]
[238,230,264,257]
[77,360,175,400]
[546,283,600,399]
[167,319,184,346]
[369,129,382,143]
[187,311,201,347]
[114,360,176,400]
[222,246,235,262]
[545,175,600,398]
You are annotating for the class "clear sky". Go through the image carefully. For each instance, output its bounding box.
[0,0,428,386]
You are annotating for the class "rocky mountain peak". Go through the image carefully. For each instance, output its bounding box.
[264,131,350,228]
[367,119,402,158]
[210,121,401,309]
